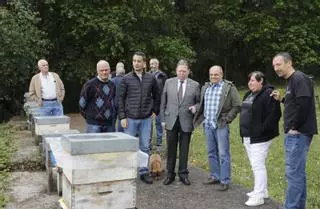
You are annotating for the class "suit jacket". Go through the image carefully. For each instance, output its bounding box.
[193,80,241,128]
[160,77,200,132]
[29,72,65,105]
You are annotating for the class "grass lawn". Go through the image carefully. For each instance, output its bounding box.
[0,124,15,208]
[189,85,320,209]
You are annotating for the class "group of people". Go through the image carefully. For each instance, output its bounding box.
[29,51,317,209]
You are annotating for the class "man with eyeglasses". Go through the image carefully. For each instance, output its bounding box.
[79,60,116,133]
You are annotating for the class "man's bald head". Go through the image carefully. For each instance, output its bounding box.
[209,65,223,84]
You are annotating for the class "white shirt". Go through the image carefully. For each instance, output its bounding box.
[40,72,57,99]
[177,79,187,98]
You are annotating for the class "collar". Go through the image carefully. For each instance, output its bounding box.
[209,80,224,87]
[40,72,50,77]
[97,76,109,82]
[178,78,186,83]
[133,70,145,75]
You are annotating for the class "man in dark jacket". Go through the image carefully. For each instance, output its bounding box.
[149,58,167,148]
[118,51,160,184]
[111,62,125,132]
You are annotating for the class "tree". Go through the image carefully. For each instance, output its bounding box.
[0,0,49,117]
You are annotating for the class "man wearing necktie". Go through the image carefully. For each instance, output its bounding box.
[194,65,241,191]
[160,60,200,185]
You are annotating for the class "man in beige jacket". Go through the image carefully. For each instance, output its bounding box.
[29,59,65,116]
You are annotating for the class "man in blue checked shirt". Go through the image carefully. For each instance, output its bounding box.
[194,65,241,191]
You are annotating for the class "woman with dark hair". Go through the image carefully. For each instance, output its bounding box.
[240,71,281,206]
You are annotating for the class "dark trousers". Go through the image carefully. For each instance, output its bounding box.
[166,117,191,178]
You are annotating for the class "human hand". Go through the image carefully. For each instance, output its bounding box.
[270,90,282,101]
[121,118,128,128]
[161,122,166,129]
[188,105,196,114]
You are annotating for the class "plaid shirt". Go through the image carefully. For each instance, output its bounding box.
[204,80,224,128]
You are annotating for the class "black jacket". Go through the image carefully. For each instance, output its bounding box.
[240,84,281,143]
[118,71,160,120]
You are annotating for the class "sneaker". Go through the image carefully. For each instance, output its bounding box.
[140,173,153,184]
[245,196,264,206]
[246,190,269,198]
[246,191,255,197]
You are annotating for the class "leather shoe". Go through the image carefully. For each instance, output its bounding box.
[163,177,175,185]
[218,183,229,191]
[179,177,191,185]
[140,173,153,184]
[202,178,220,185]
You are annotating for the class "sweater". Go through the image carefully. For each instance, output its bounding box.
[79,77,116,126]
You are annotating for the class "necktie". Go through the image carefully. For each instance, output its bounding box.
[178,80,184,103]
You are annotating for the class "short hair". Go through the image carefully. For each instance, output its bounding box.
[274,52,292,63]
[96,60,110,70]
[209,65,223,75]
[150,58,159,64]
[248,71,267,85]
[37,59,48,68]
[176,59,189,68]
[116,62,125,75]
[133,51,146,62]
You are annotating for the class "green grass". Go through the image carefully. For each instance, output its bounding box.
[189,85,320,209]
[0,124,16,209]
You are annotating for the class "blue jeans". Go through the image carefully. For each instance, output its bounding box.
[124,117,152,175]
[155,114,163,145]
[40,101,63,116]
[150,115,163,146]
[204,124,230,184]
[87,123,114,133]
[284,134,311,209]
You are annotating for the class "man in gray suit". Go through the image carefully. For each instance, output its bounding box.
[160,60,200,185]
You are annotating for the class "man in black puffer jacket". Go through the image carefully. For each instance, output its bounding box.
[118,51,160,184]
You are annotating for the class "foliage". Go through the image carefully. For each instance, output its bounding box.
[0,0,49,104]
[0,124,16,208]
[1,0,320,112]
[180,0,320,84]
[35,0,194,82]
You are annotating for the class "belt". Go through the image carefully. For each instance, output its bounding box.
[42,98,57,101]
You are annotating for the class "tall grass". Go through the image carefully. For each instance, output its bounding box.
[189,85,320,209]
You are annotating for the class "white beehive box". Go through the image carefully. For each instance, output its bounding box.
[34,116,70,135]
[48,132,139,209]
